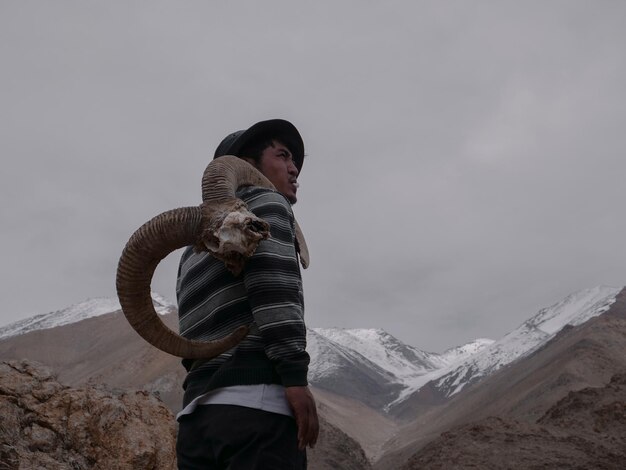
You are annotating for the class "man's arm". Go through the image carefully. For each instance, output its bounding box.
[243,189,318,448]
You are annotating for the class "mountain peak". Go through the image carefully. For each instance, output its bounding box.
[439,338,496,364]
[0,293,175,340]
[524,285,620,335]
[420,285,622,400]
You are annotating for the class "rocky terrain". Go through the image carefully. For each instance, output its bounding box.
[0,359,370,470]
[0,359,176,470]
[402,373,626,469]
[0,305,391,464]
[376,287,626,468]
[308,418,371,470]
[1,286,625,469]
[386,285,621,417]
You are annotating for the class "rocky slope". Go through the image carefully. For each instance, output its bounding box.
[375,287,626,469]
[307,328,404,410]
[312,386,398,461]
[308,418,372,470]
[0,293,173,341]
[0,316,375,469]
[3,287,616,420]
[0,359,177,469]
[2,285,625,468]
[309,328,492,412]
[402,373,626,469]
[387,285,621,417]
[0,300,410,461]
[0,359,371,470]
[0,295,494,414]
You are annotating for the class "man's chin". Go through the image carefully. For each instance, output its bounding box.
[278,186,297,204]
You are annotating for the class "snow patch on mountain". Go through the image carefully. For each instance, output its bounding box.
[438,338,496,366]
[307,329,355,381]
[307,328,407,409]
[2,285,620,414]
[310,328,495,410]
[383,338,496,408]
[312,328,441,379]
[424,285,620,399]
[527,286,619,334]
[0,293,175,340]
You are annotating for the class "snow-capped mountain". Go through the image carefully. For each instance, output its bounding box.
[1,286,621,415]
[311,286,620,411]
[308,328,494,410]
[0,293,174,340]
[391,285,621,407]
[307,328,404,409]
[312,328,441,379]
[438,338,496,365]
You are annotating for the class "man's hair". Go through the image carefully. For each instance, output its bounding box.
[239,134,298,165]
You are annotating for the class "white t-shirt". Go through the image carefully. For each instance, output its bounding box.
[176,384,293,421]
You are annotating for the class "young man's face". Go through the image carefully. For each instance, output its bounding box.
[248,140,299,204]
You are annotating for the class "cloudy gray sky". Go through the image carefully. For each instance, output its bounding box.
[1,1,625,351]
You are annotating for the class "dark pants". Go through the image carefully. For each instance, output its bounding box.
[176,405,307,470]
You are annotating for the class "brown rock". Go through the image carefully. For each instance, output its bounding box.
[0,359,176,470]
[376,290,626,469]
[401,373,626,469]
[308,417,372,470]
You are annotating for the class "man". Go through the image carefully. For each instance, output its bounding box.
[175,119,318,469]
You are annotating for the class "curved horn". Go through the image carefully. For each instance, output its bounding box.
[294,220,309,269]
[116,206,248,358]
[201,155,274,204]
[199,156,309,270]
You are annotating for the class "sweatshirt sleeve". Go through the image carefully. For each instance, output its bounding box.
[242,189,309,387]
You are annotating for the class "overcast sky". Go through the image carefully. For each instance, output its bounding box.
[1,1,625,351]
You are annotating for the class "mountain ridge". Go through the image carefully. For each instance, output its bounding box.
[1,285,624,468]
[1,286,621,415]
[385,285,621,415]
[375,286,626,469]
[0,292,174,340]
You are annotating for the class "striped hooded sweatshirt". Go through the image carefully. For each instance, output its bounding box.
[176,186,309,408]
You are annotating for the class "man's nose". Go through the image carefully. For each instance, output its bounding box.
[288,160,299,177]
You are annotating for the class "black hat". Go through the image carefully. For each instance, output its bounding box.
[213,119,305,172]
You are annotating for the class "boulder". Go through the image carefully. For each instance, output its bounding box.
[0,360,176,470]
